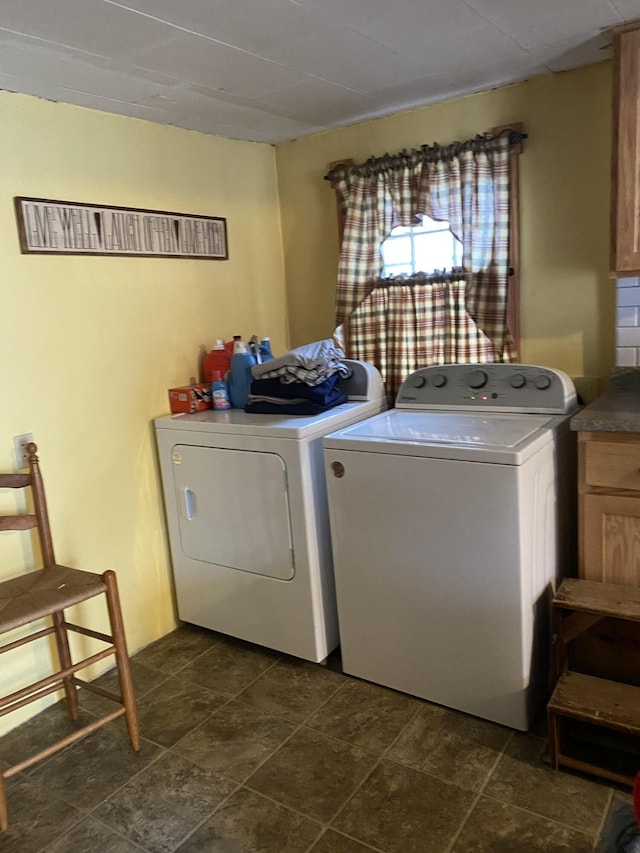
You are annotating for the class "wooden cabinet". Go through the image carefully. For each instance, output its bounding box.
[579,432,640,583]
[582,494,640,584]
[577,432,640,685]
[612,25,640,276]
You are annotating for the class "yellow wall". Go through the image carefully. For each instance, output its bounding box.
[0,91,288,733]
[276,62,616,385]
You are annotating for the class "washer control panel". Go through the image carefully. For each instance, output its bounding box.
[396,364,577,413]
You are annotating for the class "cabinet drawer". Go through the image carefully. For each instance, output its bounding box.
[584,439,640,491]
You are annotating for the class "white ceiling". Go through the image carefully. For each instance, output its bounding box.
[0,0,639,145]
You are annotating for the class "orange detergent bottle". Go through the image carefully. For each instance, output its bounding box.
[203,339,231,383]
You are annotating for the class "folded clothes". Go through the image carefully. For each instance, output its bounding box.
[251,339,352,386]
[249,373,342,405]
[245,393,348,416]
[262,364,350,386]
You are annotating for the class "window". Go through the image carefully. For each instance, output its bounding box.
[380,216,463,277]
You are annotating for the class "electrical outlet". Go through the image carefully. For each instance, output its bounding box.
[13,433,34,470]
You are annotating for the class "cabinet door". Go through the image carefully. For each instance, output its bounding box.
[612,26,640,276]
[578,493,640,684]
[582,493,640,584]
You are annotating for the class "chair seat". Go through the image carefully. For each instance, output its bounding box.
[0,565,106,633]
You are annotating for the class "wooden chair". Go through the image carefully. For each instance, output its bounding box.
[0,442,139,831]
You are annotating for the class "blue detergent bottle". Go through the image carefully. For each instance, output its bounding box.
[228,340,256,409]
[211,370,231,411]
[259,337,274,362]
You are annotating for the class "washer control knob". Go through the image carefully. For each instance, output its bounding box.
[510,373,526,389]
[535,374,551,390]
[411,374,426,388]
[468,370,488,389]
[432,374,447,388]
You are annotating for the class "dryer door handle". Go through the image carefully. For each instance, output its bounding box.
[183,487,197,520]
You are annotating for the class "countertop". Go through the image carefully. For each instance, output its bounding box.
[570,368,640,433]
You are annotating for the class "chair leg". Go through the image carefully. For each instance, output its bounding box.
[103,570,139,751]
[0,772,7,832]
[51,610,79,720]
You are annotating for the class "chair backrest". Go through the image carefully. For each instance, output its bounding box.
[0,443,55,567]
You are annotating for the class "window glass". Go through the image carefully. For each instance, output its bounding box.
[381,215,462,276]
[382,235,412,266]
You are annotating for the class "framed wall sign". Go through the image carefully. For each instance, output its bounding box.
[14,197,228,260]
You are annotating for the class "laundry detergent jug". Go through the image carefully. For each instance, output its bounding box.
[228,340,256,409]
[203,339,231,383]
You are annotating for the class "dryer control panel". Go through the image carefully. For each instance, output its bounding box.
[396,364,577,414]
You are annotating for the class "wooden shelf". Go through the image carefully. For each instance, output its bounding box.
[548,671,640,734]
[553,578,640,622]
[548,577,640,786]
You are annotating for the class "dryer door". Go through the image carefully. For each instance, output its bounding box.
[170,444,294,580]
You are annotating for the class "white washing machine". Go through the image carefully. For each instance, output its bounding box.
[323,363,577,730]
[154,360,386,663]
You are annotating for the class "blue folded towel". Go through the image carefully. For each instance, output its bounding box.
[249,373,342,405]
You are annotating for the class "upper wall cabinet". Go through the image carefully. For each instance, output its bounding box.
[612,24,640,276]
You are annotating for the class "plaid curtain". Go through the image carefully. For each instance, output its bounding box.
[348,273,495,400]
[326,131,518,367]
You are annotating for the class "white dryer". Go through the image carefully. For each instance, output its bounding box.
[154,360,386,663]
[323,364,577,730]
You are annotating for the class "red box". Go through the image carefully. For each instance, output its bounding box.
[168,384,212,413]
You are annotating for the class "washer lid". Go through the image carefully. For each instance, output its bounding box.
[324,410,555,464]
[346,411,550,445]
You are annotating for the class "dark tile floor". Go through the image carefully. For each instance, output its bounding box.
[0,625,628,852]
